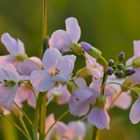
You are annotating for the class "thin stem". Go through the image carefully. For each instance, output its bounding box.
[32,95,42,140]
[92,126,98,140]
[100,73,108,95]
[42,0,48,54]
[46,95,54,106]
[14,102,32,125]
[45,110,69,137]
[99,55,108,69]
[109,91,122,110]
[19,116,32,140]
[39,93,47,140]
[0,114,31,140]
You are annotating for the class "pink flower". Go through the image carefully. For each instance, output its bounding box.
[49,17,81,52]
[45,114,86,140]
[0,64,20,110]
[127,41,140,84]
[47,85,70,105]
[0,33,42,76]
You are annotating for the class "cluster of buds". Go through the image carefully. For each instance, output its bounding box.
[106,51,136,78]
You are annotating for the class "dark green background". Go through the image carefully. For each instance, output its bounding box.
[0,0,140,140]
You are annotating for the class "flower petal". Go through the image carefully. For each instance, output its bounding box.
[49,30,72,51]
[133,40,140,57]
[30,70,54,92]
[0,84,17,110]
[1,33,25,55]
[65,17,81,42]
[87,107,110,129]
[69,97,90,117]
[129,97,140,124]
[42,48,61,71]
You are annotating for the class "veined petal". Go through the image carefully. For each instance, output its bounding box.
[129,97,140,124]
[0,84,17,110]
[30,70,54,92]
[49,30,72,52]
[65,17,81,42]
[1,33,25,55]
[87,107,110,129]
[69,97,90,117]
[42,48,61,71]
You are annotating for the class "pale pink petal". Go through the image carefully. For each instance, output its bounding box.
[87,107,110,129]
[114,92,132,110]
[128,68,140,84]
[66,121,86,138]
[129,97,140,124]
[69,97,90,117]
[65,17,81,42]
[49,30,72,52]
[42,48,61,71]
[74,77,87,88]
[17,58,41,76]
[1,33,25,55]
[47,85,70,105]
[30,57,42,67]
[0,84,17,110]
[133,40,140,57]
[45,114,55,133]
[30,70,54,92]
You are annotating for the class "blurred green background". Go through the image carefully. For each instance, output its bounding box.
[0,0,140,140]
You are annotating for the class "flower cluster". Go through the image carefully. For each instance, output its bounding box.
[0,17,140,139]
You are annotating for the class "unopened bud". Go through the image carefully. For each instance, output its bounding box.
[70,43,83,55]
[105,67,114,75]
[108,59,115,66]
[80,41,102,58]
[124,68,136,76]
[115,71,125,78]
[76,67,91,78]
[117,63,124,70]
[118,51,125,61]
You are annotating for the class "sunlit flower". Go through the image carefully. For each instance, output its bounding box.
[0,64,20,110]
[47,85,70,105]
[45,114,86,140]
[30,48,76,92]
[0,33,42,76]
[49,17,81,52]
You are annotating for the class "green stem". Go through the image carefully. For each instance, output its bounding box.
[42,0,48,54]
[92,126,98,140]
[39,93,47,140]
[32,94,42,140]
[100,73,108,95]
[14,102,32,125]
[99,55,108,69]
[46,110,69,137]
[0,114,31,140]
[19,116,32,140]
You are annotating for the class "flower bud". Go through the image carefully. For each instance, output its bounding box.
[96,96,106,108]
[108,59,115,66]
[132,57,140,68]
[118,51,125,61]
[70,43,83,55]
[4,80,16,88]
[117,63,124,70]
[105,67,114,75]
[115,71,125,78]
[124,68,136,76]
[80,41,102,58]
